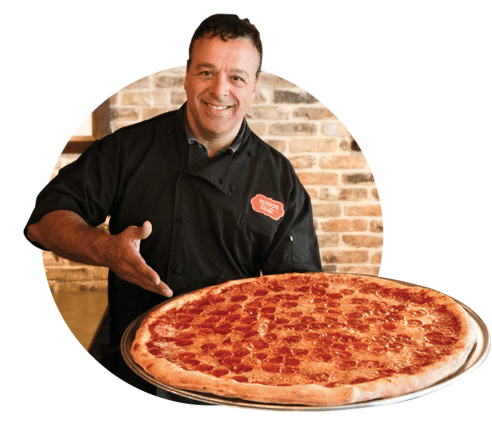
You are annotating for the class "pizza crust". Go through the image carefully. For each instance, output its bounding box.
[130,273,477,406]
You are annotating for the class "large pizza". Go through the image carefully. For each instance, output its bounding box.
[130,273,476,406]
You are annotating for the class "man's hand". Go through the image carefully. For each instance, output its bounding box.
[102,221,172,297]
[27,211,173,297]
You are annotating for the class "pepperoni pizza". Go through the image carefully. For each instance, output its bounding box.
[130,273,476,406]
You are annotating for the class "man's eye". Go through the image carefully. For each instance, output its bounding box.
[232,76,245,83]
[200,71,213,77]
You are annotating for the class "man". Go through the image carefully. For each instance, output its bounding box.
[25,14,321,402]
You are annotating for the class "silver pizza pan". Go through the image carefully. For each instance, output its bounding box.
[121,276,490,410]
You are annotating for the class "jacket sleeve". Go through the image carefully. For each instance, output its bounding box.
[23,135,120,250]
[260,175,322,275]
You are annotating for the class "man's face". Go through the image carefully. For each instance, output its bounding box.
[184,35,259,142]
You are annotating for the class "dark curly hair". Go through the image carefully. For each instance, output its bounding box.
[188,14,262,81]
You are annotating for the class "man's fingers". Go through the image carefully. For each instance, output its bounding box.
[137,221,152,240]
[134,255,173,298]
[155,278,173,298]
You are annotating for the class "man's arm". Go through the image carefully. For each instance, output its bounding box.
[27,210,173,297]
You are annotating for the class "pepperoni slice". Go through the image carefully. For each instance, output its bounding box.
[312,287,326,296]
[241,316,257,325]
[385,314,404,322]
[388,342,404,351]
[350,298,369,305]
[200,343,218,351]
[337,360,357,370]
[223,356,242,366]
[232,376,249,383]
[211,368,229,377]
[409,309,427,316]
[177,352,196,360]
[187,307,205,315]
[332,343,347,351]
[246,301,262,308]
[319,353,334,362]
[251,339,269,349]
[233,348,251,357]
[285,358,300,366]
[175,339,193,347]
[196,298,212,307]
[283,335,302,343]
[231,364,253,374]
[215,327,232,335]
[287,300,302,307]
[253,289,268,297]
[231,295,248,302]
[307,372,331,383]
[425,332,457,345]
[267,355,283,364]
[262,363,281,373]
[358,360,381,369]
[196,364,214,372]
[214,349,232,358]
[350,377,370,384]
[395,334,413,344]
[407,319,423,327]
[268,283,285,292]
[381,323,397,331]
[275,346,293,355]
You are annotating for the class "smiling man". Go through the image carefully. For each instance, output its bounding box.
[24,14,321,403]
[184,35,259,155]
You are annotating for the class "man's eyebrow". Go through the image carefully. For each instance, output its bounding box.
[195,62,251,78]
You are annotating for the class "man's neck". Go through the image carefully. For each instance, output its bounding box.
[185,111,242,158]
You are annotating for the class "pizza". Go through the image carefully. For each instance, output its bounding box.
[130,273,476,406]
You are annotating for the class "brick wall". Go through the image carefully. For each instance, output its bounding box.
[43,67,382,292]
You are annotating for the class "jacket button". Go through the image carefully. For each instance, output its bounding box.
[165,128,172,136]
[230,184,236,192]
[216,274,225,283]
[249,150,256,157]
[174,268,182,274]
[179,217,187,224]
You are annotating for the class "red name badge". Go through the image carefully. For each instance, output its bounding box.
[250,194,285,220]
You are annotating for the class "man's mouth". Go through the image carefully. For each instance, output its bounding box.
[204,102,232,111]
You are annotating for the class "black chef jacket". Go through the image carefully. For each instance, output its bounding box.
[25,103,321,393]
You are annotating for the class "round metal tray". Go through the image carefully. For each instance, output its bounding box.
[121,276,490,410]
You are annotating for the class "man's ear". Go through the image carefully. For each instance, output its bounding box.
[253,73,260,94]
[184,61,191,92]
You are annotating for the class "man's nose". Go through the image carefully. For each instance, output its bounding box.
[209,73,229,98]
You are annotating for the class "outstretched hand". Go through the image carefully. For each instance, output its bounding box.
[103,221,173,297]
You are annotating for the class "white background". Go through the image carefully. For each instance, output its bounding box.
[2,1,491,427]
